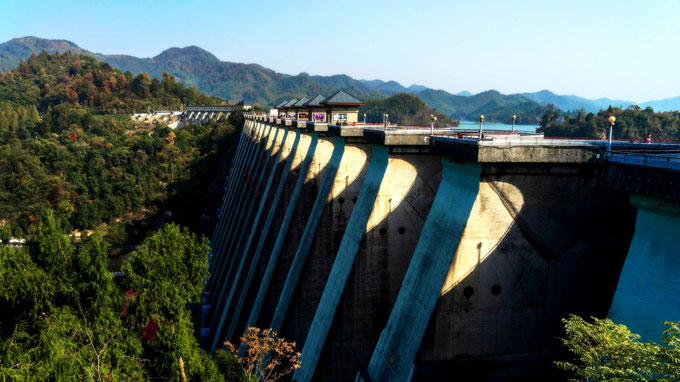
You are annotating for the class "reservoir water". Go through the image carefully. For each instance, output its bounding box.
[456,120,539,132]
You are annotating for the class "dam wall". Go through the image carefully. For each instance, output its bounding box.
[607,194,680,341]
[201,116,669,381]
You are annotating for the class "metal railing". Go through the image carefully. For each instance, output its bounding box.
[608,150,680,170]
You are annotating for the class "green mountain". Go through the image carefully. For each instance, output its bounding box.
[519,89,633,113]
[4,36,680,119]
[0,51,243,381]
[0,37,382,106]
[0,36,88,71]
[360,79,415,96]
[0,51,222,112]
[641,96,680,112]
[414,89,549,124]
[95,47,382,106]
[0,36,579,121]
[358,93,458,126]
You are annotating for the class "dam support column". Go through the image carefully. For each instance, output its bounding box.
[608,194,680,340]
[269,136,346,332]
[293,145,389,381]
[224,128,302,341]
[209,125,289,352]
[240,131,320,351]
[211,124,247,245]
[209,120,267,289]
[207,122,280,350]
[360,159,481,382]
[208,121,274,296]
[209,120,253,267]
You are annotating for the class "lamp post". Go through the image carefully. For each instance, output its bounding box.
[607,115,616,154]
[479,115,485,140]
[512,115,516,133]
[430,114,437,135]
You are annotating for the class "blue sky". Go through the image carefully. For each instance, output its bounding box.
[1,0,679,102]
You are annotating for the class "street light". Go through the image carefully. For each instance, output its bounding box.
[512,115,516,133]
[608,115,616,153]
[430,114,437,135]
[479,115,485,140]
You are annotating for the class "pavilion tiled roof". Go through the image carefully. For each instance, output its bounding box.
[321,90,364,105]
[305,94,326,106]
[294,97,310,107]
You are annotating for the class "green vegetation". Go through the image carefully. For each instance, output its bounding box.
[540,106,680,140]
[0,37,88,72]
[0,37,564,121]
[358,93,458,126]
[416,89,558,124]
[557,315,680,381]
[0,51,236,239]
[0,50,223,112]
[0,52,263,381]
[0,215,235,380]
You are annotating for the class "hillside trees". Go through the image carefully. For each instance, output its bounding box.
[0,51,225,113]
[358,93,458,126]
[557,315,680,381]
[0,52,240,236]
[0,51,249,381]
[0,215,230,380]
[540,106,680,140]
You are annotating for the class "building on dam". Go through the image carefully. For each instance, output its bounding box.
[200,109,680,381]
[274,90,364,124]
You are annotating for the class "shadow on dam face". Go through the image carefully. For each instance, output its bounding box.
[412,164,636,381]
[251,135,334,331]
[310,154,441,382]
[278,142,372,344]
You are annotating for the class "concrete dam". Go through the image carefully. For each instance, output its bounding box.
[201,115,680,381]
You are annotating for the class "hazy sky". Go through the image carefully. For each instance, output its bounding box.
[1,0,679,102]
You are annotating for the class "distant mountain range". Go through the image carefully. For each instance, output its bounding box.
[2,36,679,121]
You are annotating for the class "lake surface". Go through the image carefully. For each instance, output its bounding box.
[456,120,539,132]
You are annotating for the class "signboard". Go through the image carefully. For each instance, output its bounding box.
[287,112,296,118]
[313,113,326,122]
[298,112,308,119]
[333,113,348,121]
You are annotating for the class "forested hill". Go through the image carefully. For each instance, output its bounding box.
[415,89,558,124]
[359,93,459,126]
[0,50,223,111]
[0,49,254,379]
[540,106,680,140]
[0,51,236,239]
[0,37,550,117]
[11,36,680,121]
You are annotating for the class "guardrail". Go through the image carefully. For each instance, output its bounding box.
[608,150,680,170]
[187,106,237,112]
